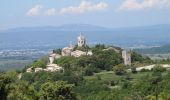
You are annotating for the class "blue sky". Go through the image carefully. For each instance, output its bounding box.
[1,0,170,30]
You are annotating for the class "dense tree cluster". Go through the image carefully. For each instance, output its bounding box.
[131,51,153,65]
[0,71,78,100]
[54,44,123,76]
[31,57,49,68]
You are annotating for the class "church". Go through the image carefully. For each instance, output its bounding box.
[61,33,92,57]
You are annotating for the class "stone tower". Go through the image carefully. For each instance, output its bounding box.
[122,49,131,65]
[77,33,86,47]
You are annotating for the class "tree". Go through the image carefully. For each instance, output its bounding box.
[53,48,62,55]
[113,64,126,75]
[152,65,166,73]
[131,67,137,74]
[7,81,37,100]
[32,60,46,68]
[0,70,18,100]
[131,51,153,64]
[40,81,77,100]
[0,74,12,99]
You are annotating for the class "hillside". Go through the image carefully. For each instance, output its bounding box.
[135,44,170,54]
[1,44,170,100]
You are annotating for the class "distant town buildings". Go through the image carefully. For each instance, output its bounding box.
[122,49,131,65]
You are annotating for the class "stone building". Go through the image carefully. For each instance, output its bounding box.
[71,50,86,57]
[122,49,131,65]
[46,53,63,72]
[61,46,73,56]
[77,33,86,47]
[49,53,61,64]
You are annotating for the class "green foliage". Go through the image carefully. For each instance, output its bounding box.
[53,48,62,54]
[32,57,48,68]
[54,56,76,67]
[92,49,123,71]
[152,65,166,73]
[84,64,100,76]
[113,64,126,75]
[0,71,79,100]
[73,83,110,99]
[73,45,90,52]
[131,51,153,65]
[0,73,15,99]
[157,58,170,64]
[7,81,37,100]
[131,67,137,73]
[94,44,106,50]
[40,81,77,100]
[55,45,123,74]
[140,68,150,72]
[1,44,162,99]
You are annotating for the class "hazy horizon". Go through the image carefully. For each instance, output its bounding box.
[1,0,170,30]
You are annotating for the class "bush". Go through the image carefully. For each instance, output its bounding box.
[32,57,48,68]
[84,65,100,76]
[96,75,101,80]
[84,67,94,76]
[152,65,166,73]
[131,67,137,73]
[113,64,126,75]
[110,80,116,86]
[140,68,150,72]
[53,48,62,54]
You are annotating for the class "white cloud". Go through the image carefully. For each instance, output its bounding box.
[27,5,43,16]
[45,8,56,16]
[118,0,170,11]
[59,1,108,14]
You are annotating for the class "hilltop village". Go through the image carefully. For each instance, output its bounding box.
[26,33,131,73]
[3,34,170,100]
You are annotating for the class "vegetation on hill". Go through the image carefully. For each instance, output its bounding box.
[131,51,153,66]
[0,44,159,100]
[1,64,170,100]
[73,45,90,52]
[53,48,62,55]
[31,57,48,68]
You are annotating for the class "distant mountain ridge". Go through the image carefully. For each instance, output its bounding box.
[7,24,109,32]
[4,24,170,32]
[1,24,170,50]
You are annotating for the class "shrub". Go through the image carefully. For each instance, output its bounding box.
[131,67,137,73]
[110,80,116,86]
[152,65,166,73]
[140,68,150,72]
[96,75,101,80]
[113,64,126,75]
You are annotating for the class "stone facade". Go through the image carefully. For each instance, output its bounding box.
[71,50,87,57]
[77,33,86,47]
[62,47,73,56]
[49,53,61,64]
[122,49,131,65]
